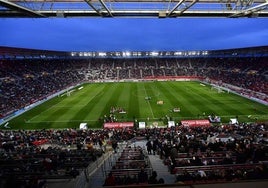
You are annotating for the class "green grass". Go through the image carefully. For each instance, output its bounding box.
[4,81,268,130]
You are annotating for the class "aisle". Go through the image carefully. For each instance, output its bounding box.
[147,154,176,184]
[134,140,176,184]
[88,139,176,187]
[87,143,126,188]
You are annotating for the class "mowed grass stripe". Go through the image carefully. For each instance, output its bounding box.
[166,82,198,118]
[199,87,244,116]
[143,82,155,118]
[186,83,234,116]
[6,81,268,130]
[137,83,154,119]
[28,84,91,122]
[174,82,237,117]
[60,84,107,125]
[56,84,108,127]
[29,86,86,123]
[115,83,132,120]
[144,82,165,118]
[226,93,268,115]
[186,83,267,122]
[81,83,124,127]
[116,83,130,111]
[34,84,104,124]
[128,83,139,120]
[95,83,123,121]
[186,83,222,115]
[191,84,254,116]
[154,82,176,117]
[24,97,63,122]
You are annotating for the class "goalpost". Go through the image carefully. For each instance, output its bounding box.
[211,85,223,93]
[211,84,229,93]
[66,89,75,97]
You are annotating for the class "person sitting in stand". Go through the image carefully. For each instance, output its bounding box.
[138,167,148,183]
[104,172,116,186]
[148,171,158,184]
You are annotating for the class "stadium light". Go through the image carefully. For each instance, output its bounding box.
[99,52,106,57]
[202,51,208,55]
[123,51,131,57]
[133,52,141,56]
[150,51,159,56]
[174,51,183,56]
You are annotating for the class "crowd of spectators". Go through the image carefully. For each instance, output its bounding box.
[144,123,268,184]
[104,145,153,186]
[104,142,165,186]
[0,121,267,186]
[0,128,136,187]
[0,59,85,118]
[85,57,267,99]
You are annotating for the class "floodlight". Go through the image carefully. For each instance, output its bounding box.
[174,51,182,56]
[150,52,158,56]
[99,52,106,57]
[123,51,131,57]
[202,51,208,55]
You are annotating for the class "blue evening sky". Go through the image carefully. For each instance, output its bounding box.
[0,18,268,51]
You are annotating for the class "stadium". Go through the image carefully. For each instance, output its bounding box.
[1,46,268,129]
[1,45,268,188]
[1,1,268,188]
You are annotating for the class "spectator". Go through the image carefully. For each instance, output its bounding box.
[104,172,116,186]
[138,167,148,183]
[148,171,158,184]
[112,140,118,153]
[146,140,152,154]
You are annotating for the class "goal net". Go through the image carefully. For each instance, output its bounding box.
[211,85,224,93]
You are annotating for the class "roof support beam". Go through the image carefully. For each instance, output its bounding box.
[178,0,198,16]
[84,0,102,16]
[167,0,185,17]
[169,0,198,17]
[229,2,268,17]
[98,0,113,17]
[0,0,46,17]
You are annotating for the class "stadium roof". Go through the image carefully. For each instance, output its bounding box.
[1,45,268,59]
[0,0,268,18]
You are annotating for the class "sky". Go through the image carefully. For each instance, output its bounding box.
[0,18,268,52]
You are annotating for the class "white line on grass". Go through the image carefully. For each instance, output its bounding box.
[27,88,104,123]
[143,84,155,118]
[27,103,59,122]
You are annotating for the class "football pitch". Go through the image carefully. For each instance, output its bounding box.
[6,81,268,130]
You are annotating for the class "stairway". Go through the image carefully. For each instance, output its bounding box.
[87,143,126,188]
[148,154,176,184]
[87,140,176,187]
[134,140,176,184]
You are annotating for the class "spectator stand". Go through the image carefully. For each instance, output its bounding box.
[104,139,153,186]
[174,163,268,184]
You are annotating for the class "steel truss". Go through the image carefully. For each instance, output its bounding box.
[0,0,267,18]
